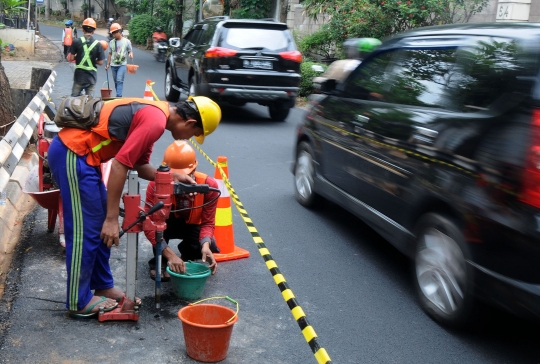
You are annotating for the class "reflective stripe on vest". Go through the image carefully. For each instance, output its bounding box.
[111,38,127,65]
[64,28,73,46]
[58,98,171,166]
[76,37,99,71]
[173,172,206,223]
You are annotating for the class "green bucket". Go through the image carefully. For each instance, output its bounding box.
[167,262,211,301]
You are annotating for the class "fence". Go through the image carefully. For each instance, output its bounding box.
[0,15,29,30]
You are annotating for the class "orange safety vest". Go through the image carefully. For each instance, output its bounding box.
[59,98,171,166]
[173,171,206,224]
[64,27,73,46]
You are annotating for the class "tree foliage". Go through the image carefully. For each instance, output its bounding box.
[128,14,161,44]
[299,0,489,57]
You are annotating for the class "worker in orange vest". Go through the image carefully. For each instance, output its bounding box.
[62,20,75,61]
[144,140,220,281]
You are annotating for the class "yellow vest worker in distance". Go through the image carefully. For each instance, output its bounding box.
[47,96,221,319]
[144,140,220,280]
[68,18,105,97]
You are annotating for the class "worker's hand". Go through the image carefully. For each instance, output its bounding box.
[167,255,186,274]
[105,64,110,70]
[129,52,134,59]
[172,171,195,184]
[201,242,217,275]
[62,42,65,46]
[101,218,120,248]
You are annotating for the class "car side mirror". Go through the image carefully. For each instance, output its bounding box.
[169,38,181,47]
[319,79,337,93]
[311,64,325,73]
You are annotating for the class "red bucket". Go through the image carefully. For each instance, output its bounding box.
[178,304,238,362]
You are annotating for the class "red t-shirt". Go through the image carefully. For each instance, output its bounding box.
[115,106,167,168]
[143,174,219,246]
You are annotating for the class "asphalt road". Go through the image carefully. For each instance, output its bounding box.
[0,24,539,364]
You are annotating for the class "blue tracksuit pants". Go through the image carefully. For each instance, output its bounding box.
[48,136,114,311]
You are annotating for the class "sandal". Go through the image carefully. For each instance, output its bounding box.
[150,268,170,282]
[68,296,118,319]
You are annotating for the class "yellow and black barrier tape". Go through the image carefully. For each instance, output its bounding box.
[149,86,331,363]
[189,140,332,364]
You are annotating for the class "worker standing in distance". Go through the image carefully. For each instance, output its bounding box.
[105,23,133,98]
[67,18,105,97]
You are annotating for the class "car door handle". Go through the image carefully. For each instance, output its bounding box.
[413,126,438,144]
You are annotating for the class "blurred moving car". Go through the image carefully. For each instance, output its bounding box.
[164,16,302,121]
[293,23,540,327]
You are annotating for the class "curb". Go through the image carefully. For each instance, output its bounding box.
[0,148,38,299]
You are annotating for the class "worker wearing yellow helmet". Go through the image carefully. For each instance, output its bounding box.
[47,94,221,319]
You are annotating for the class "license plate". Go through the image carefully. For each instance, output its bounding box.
[243,60,272,70]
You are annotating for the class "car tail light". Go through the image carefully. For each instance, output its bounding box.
[205,47,237,58]
[280,51,302,63]
[520,109,540,208]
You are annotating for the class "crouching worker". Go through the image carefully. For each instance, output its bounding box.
[144,140,220,280]
[48,96,221,319]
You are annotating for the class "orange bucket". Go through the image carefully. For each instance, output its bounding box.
[100,87,112,98]
[126,63,139,74]
[178,304,238,362]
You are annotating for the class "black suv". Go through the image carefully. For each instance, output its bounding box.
[293,23,540,327]
[164,16,302,121]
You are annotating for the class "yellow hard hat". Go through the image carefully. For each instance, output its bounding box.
[188,96,221,144]
[162,140,198,174]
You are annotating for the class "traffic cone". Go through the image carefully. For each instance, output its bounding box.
[212,156,250,262]
[143,79,153,100]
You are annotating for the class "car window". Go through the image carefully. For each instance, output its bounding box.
[453,37,525,112]
[218,27,290,51]
[342,51,394,100]
[183,29,203,47]
[199,25,215,46]
[344,47,460,110]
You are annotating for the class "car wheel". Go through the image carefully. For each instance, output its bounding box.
[414,213,474,328]
[189,76,197,97]
[269,105,290,122]
[294,141,320,208]
[165,67,180,102]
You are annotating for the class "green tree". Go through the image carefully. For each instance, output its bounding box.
[299,0,488,57]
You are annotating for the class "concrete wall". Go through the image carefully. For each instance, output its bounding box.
[0,29,35,53]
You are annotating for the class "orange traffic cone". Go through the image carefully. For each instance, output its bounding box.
[212,156,250,262]
[143,79,153,100]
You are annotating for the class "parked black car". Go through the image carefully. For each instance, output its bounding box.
[293,23,540,327]
[164,16,302,121]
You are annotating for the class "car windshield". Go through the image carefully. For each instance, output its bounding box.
[220,27,290,51]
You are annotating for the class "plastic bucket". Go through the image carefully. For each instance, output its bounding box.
[100,87,112,98]
[178,304,238,362]
[126,64,139,74]
[167,261,211,301]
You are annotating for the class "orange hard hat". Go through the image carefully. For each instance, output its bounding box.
[110,23,122,33]
[82,18,97,29]
[162,140,198,174]
[99,40,108,51]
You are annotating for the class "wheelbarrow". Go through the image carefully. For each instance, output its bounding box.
[24,114,112,247]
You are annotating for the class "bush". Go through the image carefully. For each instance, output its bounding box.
[298,29,339,61]
[128,14,161,45]
[299,61,327,97]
